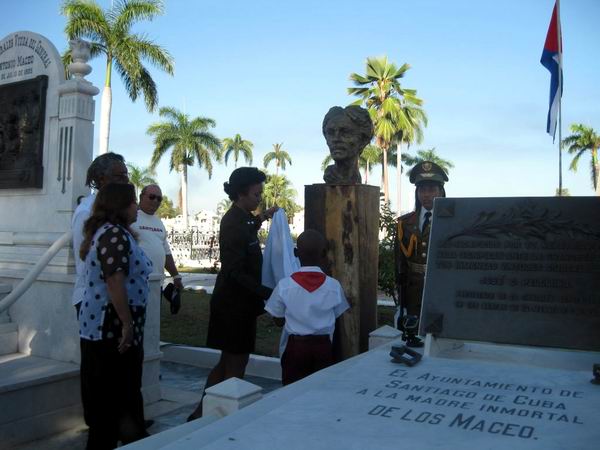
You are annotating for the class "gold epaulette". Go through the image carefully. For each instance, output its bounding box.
[397,219,418,258]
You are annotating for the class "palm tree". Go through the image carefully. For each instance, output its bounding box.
[126,163,157,196]
[263,143,292,176]
[147,107,221,228]
[349,56,424,203]
[359,144,381,184]
[403,148,454,178]
[222,134,253,167]
[261,174,302,215]
[562,124,600,195]
[62,0,174,155]
[392,105,427,212]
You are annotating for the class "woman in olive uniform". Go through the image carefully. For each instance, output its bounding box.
[188,167,277,421]
[395,161,448,347]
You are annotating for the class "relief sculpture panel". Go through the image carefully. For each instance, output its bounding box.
[0,75,47,188]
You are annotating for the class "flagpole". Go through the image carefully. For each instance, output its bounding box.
[557,0,563,196]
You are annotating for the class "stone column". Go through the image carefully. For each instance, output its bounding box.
[57,39,100,234]
[305,184,379,359]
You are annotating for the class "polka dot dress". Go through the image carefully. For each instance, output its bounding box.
[79,223,152,344]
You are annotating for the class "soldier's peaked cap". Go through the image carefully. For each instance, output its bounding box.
[409,161,449,185]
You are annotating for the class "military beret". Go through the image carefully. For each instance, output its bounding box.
[409,161,449,185]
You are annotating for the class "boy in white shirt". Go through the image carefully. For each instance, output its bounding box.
[265,229,349,385]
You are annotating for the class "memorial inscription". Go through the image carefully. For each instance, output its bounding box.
[420,198,600,351]
[199,347,599,450]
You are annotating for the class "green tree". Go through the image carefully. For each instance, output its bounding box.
[263,143,292,176]
[147,106,221,228]
[126,162,157,196]
[349,56,424,203]
[261,174,302,216]
[378,201,399,304]
[555,188,571,197]
[156,194,180,218]
[62,0,174,155]
[562,124,600,195]
[222,134,253,167]
[359,144,382,184]
[403,148,454,178]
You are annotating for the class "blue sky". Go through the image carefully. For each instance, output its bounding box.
[3,0,599,214]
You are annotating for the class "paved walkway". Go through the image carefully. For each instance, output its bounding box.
[13,361,282,450]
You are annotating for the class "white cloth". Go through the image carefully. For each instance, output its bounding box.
[261,209,300,288]
[265,266,349,356]
[71,193,95,306]
[131,210,171,276]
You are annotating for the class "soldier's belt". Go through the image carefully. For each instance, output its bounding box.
[408,262,427,274]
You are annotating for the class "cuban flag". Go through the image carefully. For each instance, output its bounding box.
[540,1,562,139]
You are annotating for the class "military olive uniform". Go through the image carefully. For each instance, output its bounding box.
[394,210,431,317]
[393,161,448,347]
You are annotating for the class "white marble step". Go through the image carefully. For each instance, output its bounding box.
[0,322,18,356]
[0,353,83,447]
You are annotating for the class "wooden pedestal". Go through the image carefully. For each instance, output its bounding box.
[304,184,380,359]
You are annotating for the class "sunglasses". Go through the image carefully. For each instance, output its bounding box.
[148,194,163,202]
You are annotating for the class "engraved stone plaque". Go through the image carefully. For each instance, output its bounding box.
[189,345,600,450]
[0,75,47,188]
[420,197,600,351]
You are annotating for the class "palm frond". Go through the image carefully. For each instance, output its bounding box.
[114,0,164,35]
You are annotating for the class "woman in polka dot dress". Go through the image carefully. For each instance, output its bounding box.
[78,183,152,449]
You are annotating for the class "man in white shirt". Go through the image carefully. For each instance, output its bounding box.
[71,153,129,313]
[265,230,349,385]
[131,184,183,290]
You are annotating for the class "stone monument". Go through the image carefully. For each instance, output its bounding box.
[305,105,379,358]
[420,196,600,351]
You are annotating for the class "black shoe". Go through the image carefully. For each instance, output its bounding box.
[144,419,155,429]
[405,335,424,348]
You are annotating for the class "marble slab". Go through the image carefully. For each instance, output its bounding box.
[164,344,600,450]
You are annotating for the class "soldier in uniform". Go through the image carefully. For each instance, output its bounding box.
[394,161,448,347]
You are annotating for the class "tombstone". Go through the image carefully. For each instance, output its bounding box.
[132,340,599,449]
[420,197,600,351]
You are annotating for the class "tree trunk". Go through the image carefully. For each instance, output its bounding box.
[99,86,112,155]
[382,147,389,203]
[182,165,189,229]
[396,143,402,214]
[591,148,600,196]
[99,58,113,155]
[365,162,369,184]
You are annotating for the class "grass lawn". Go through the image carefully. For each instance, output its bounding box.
[160,290,397,358]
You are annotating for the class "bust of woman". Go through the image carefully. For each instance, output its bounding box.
[322,105,374,185]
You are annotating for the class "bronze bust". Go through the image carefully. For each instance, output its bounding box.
[322,105,374,184]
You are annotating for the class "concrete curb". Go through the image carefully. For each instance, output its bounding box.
[160,344,282,380]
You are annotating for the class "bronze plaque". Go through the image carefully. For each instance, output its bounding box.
[0,75,47,188]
